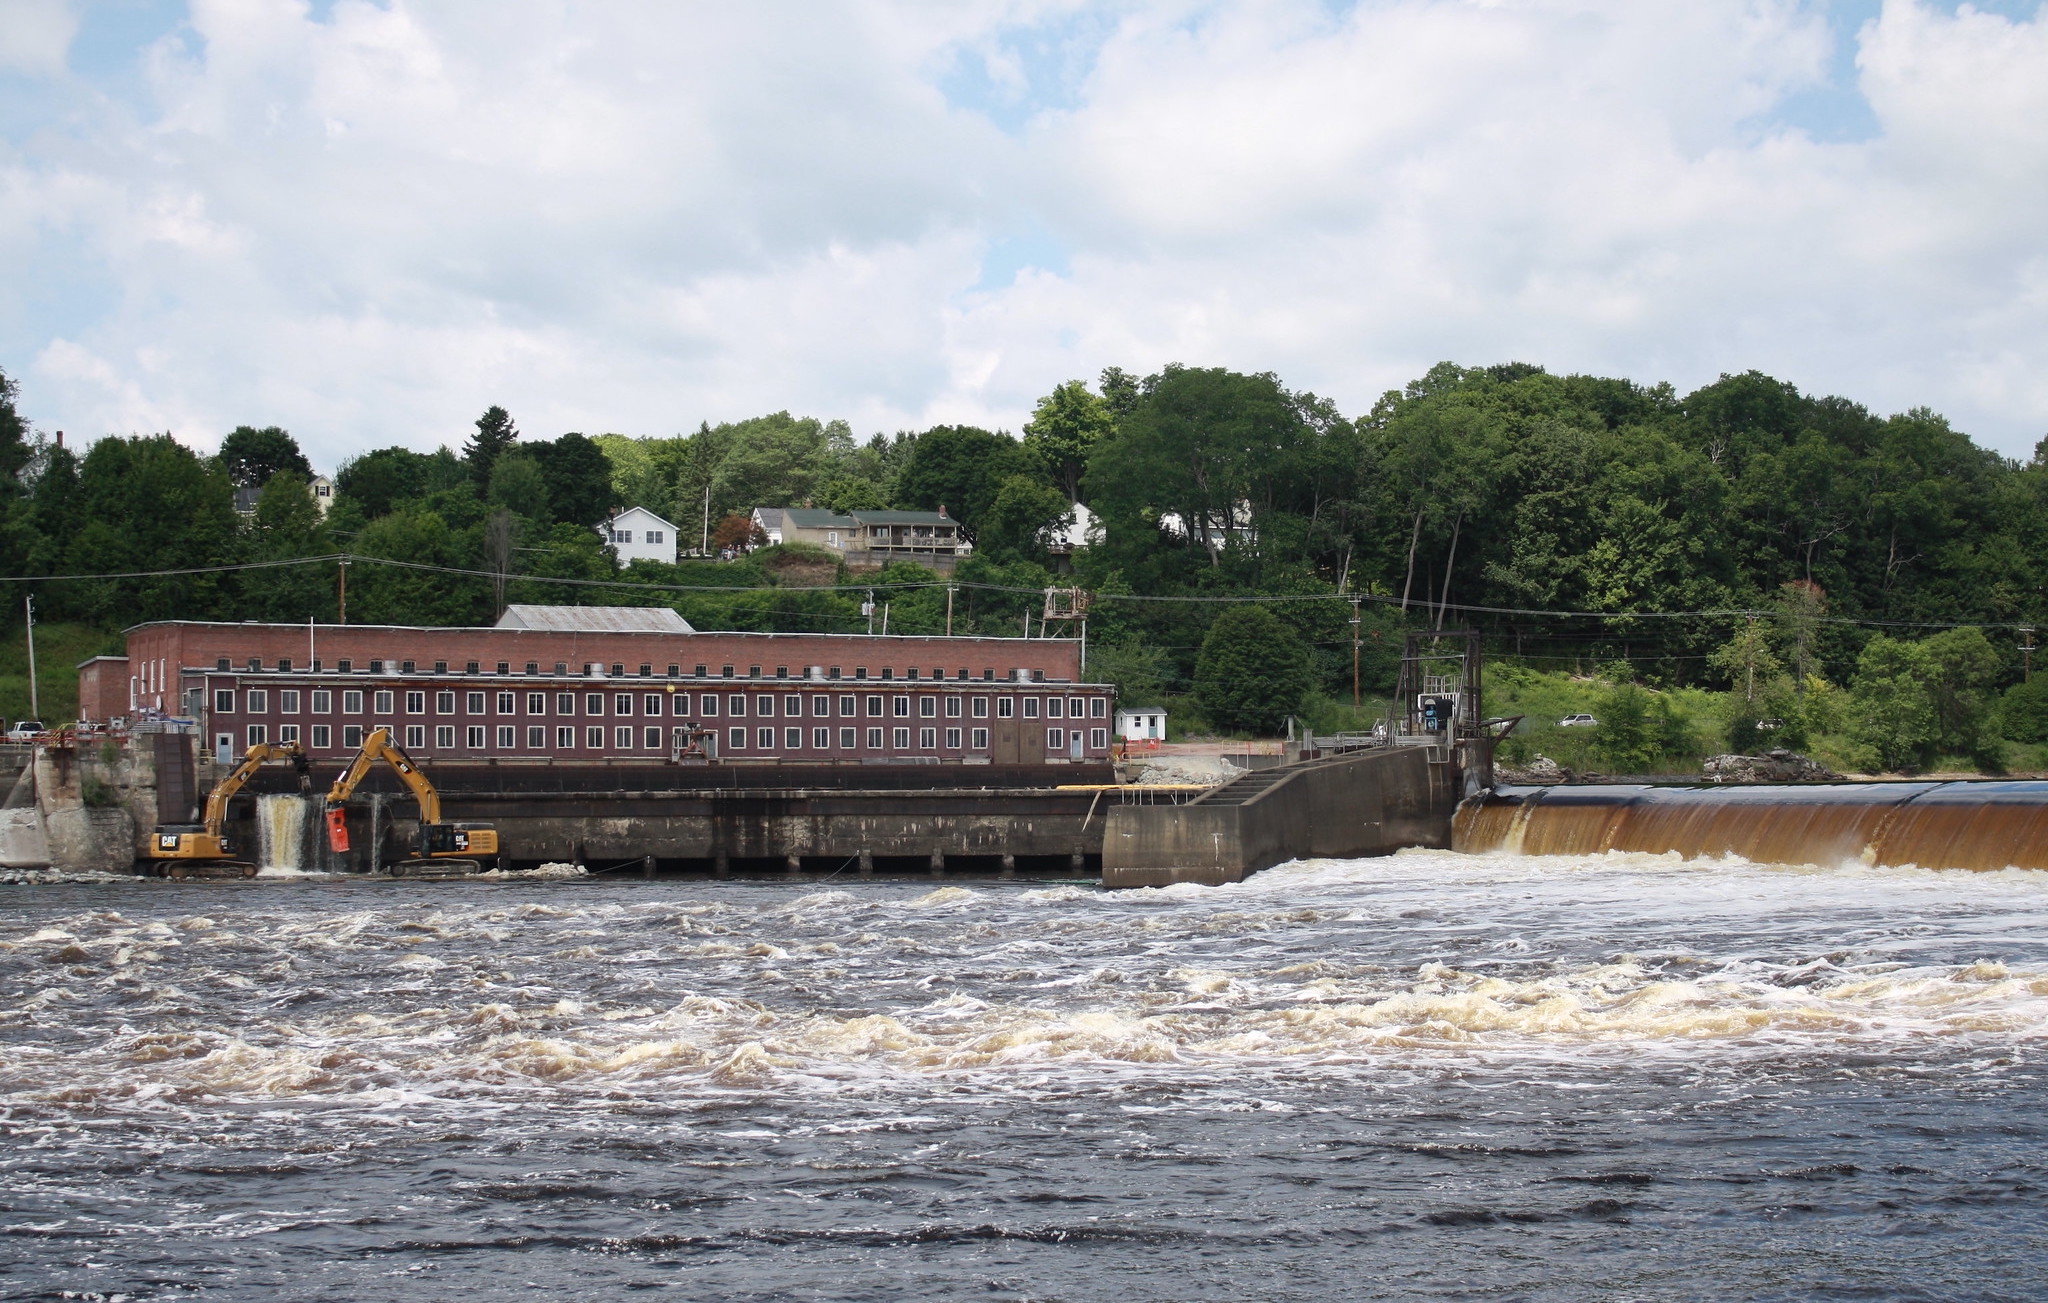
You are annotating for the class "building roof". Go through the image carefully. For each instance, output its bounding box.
[782,507,855,529]
[495,605,695,633]
[609,505,677,528]
[850,509,957,526]
[751,506,784,529]
[1116,705,1167,714]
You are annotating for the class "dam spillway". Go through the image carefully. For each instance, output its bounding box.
[1455,780,2048,871]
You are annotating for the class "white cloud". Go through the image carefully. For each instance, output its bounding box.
[0,0,76,77]
[4,0,2047,466]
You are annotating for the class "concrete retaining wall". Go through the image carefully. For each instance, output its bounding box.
[1100,746,1458,888]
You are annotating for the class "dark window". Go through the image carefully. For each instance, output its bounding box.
[435,661,448,674]
[881,668,893,680]
[496,662,509,675]
[855,667,868,680]
[722,666,734,678]
[466,661,479,674]
[694,664,707,677]
[337,659,353,673]
[749,666,761,678]
[639,664,651,677]
[216,657,230,671]
[400,660,414,673]
[667,665,680,678]
[776,666,788,678]
[278,658,293,672]
[906,668,918,680]
[610,663,624,677]
[555,663,568,675]
[829,667,842,679]
[526,662,538,674]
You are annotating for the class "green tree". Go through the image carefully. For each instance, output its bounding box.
[977,474,1072,564]
[242,475,335,621]
[68,435,239,624]
[1849,636,1938,771]
[0,367,33,594]
[335,446,467,518]
[1708,620,1783,705]
[1087,639,1171,705]
[1023,379,1113,502]
[217,425,312,489]
[1915,626,2003,761]
[464,405,519,496]
[1193,604,1313,735]
[1594,683,1695,773]
[2000,677,2048,744]
[527,432,617,526]
[895,425,1037,540]
[349,506,488,625]
[487,449,550,522]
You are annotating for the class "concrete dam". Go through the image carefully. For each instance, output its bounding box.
[15,730,2048,883]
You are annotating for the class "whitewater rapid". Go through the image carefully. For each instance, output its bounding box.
[4,850,2046,1299]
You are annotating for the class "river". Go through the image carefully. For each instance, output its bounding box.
[4,850,2045,1300]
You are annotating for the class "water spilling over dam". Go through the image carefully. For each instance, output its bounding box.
[1455,780,2048,870]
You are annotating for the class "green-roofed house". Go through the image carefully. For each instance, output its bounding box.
[761,504,971,570]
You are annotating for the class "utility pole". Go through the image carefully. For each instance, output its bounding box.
[1350,595,1362,709]
[700,484,711,556]
[337,559,349,625]
[2023,627,2037,683]
[864,589,876,635]
[945,585,956,636]
[24,595,38,722]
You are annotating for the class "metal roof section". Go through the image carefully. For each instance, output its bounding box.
[494,605,695,633]
[849,510,956,526]
[782,507,856,528]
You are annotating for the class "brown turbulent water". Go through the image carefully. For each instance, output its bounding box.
[3,850,2046,1300]
[1454,780,2048,870]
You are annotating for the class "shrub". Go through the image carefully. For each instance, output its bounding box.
[1193,605,1313,736]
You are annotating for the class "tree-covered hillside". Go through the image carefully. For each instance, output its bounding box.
[4,359,2046,771]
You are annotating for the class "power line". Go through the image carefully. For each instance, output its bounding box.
[0,551,2034,634]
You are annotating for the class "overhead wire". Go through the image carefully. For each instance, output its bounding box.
[0,550,2032,634]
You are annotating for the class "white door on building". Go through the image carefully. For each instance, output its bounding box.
[214,734,234,763]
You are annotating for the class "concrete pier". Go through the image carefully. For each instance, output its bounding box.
[1099,745,1460,887]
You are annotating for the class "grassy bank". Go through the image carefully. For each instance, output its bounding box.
[0,622,126,727]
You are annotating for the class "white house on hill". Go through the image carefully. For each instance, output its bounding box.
[599,506,679,566]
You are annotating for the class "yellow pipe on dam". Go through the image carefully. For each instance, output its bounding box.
[1453,781,2048,870]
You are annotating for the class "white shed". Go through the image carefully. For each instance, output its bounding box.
[1116,706,1167,742]
[599,506,679,566]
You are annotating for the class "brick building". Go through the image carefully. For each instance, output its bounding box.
[78,606,1113,768]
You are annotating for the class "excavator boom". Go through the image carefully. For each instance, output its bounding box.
[324,727,493,864]
[148,741,310,864]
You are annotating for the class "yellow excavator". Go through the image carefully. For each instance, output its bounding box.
[324,727,499,874]
[147,742,311,877]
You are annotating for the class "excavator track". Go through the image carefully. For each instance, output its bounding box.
[157,862,259,880]
[386,859,484,880]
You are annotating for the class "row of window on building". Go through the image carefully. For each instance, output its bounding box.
[213,687,1108,721]
[211,656,1047,682]
[233,722,1109,755]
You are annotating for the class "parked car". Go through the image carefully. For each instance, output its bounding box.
[5,720,47,741]
[1558,713,1598,727]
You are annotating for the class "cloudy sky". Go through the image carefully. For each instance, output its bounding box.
[2,0,2045,469]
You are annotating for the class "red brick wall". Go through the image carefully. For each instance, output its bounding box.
[76,656,130,723]
[123,622,1083,683]
[104,621,1112,766]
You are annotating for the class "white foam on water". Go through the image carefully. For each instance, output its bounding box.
[7,850,2048,1111]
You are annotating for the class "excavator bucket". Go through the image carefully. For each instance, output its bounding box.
[325,807,351,853]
